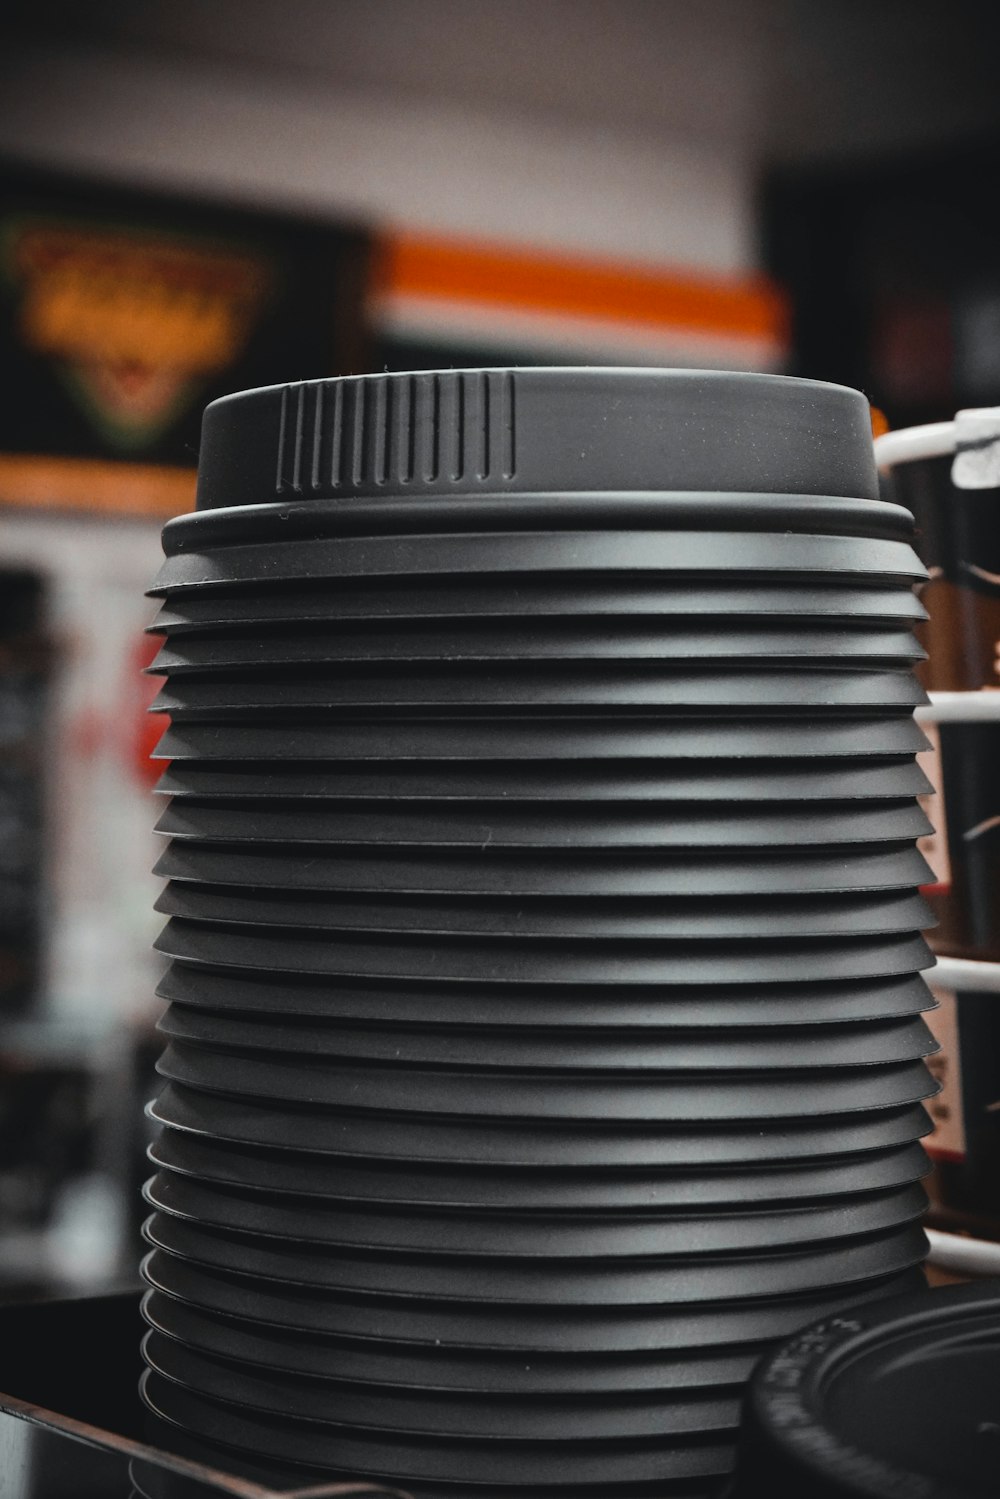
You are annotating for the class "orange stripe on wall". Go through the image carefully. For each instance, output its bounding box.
[373,232,789,344]
[0,454,196,519]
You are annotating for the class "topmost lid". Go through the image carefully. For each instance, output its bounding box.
[194,368,879,511]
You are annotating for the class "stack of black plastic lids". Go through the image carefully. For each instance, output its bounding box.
[725,1280,1000,1498]
[140,369,939,1499]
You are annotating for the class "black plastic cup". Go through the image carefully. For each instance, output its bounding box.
[142,1170,927,1259]
[146,1132,930,1210]
[153,920,935,988]
[149,573,926,630]
[140,1367,738,1488]
[151,529,924,596]
[153,796,933,850]
[153,841,934,901]
[152,885,934,947]
[149,1082,934,1169]
[148,622,925,677]
[154,1041,938,1121]
[154,715,931,763]
[149,666,927,719]
[140,1288,762,1393]
[154,1004,937,1071]
[154,881,933,936]
[142,1329,744,1442]
[141,1212,929,1305]
[152,756,932,806]
[154,964,936,1029]
[140,1246,928,1355]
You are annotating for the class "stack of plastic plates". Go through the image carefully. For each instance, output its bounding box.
[141,369,937,1499]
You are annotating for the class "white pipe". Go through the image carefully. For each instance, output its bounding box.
[874,422,957,469]
[925,1227,1000,1277]
[915,692,1000,723]
[929,956,1000,995]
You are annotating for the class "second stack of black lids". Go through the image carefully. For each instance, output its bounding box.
[140,369,938,1498]
[726,1279,1000,1498]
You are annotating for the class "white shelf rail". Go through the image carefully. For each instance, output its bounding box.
[917,692,1000,723]
[926,1228,1000,1277]
[927,955,1000,994]
[874,422,958,469]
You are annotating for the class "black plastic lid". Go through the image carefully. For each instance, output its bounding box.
[193,369,879,512]
[728,1280,1000,1498]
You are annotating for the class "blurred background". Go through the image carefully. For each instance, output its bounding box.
[1,0,1000,1301]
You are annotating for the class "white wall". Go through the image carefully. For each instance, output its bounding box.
[0,510,164,1024]
[0,10,763,274]
[3,0,997,282]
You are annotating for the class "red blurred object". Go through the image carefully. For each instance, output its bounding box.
[131,630,165,787]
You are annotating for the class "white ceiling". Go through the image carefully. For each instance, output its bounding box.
[1,0,998,280]
[5,0,1000,163]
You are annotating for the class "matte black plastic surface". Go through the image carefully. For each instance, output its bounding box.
[153,841,934,899]
[154,923,934,987]
[140,1289,761,1393]
[155,1042,937,1120]
[142,1248,927,1352]
[144,369,933,1496]
[190,371,881,511]
[146,1132,930,1210]
[728,1281,1000,1498]
[149,1083,934,1168]
[141,1366,736,1486]
[154,716,931,762]
[152,756,932,802]
[150,579,927,632]
[143,1171,927,1258]
[141,1210,929,1305]
[153,884,933,943]
[153,965,936,1029]
[142,1330,743,1441]
[154,1003,936,1070]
